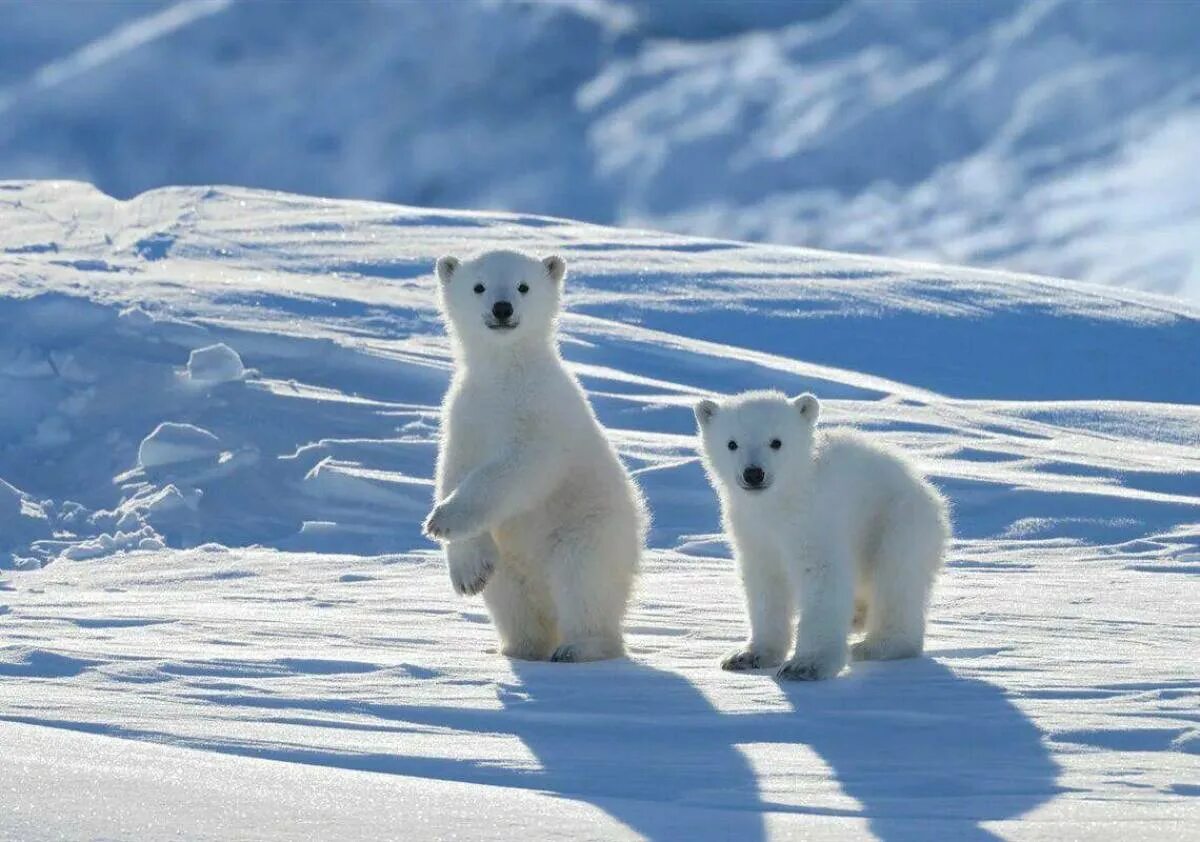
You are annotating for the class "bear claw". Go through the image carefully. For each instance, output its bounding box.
[549,644,578,663]
[776,655,841,682]
[721,648,778,671]
[450,557,494,596]
[424,500,483,542]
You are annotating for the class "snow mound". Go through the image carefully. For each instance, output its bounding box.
[59,526,164,562]
[186,343,245,385]
[138,423,222,469]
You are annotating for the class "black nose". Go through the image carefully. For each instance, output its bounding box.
[743,466,765,487]
[492,301,514,321]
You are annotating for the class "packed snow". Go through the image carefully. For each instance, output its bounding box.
[0,181,1198,839]
[1,1,1198,301]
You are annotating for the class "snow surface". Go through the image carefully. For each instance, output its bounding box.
[1,180,1198,838]
[0,1,1198,301]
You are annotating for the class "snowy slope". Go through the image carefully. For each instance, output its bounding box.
[1,1,1198,300]
[1,181,1198,839]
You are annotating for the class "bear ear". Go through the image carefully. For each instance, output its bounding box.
[694,398,719,427]
[792,393,820,425]
[542,255,567,284]
[436,255,460,284]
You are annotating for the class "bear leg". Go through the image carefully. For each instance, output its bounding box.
[482,563,557,661]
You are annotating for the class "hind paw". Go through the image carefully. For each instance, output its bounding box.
[550,637,623,663]
[851,637,922,662]
[776,651,845,682]
[721,646,783,671]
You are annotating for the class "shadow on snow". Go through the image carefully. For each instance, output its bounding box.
[144,656,1063,840]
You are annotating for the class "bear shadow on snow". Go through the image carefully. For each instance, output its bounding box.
[771,657,1062,841]
[354,657,1058,841]
[339,659,776,839]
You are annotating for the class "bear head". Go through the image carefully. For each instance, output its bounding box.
[435,250,566,355]
[694,390,820,497]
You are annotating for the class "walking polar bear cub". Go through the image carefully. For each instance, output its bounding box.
[696,391,949,681]
[424,250,645,662]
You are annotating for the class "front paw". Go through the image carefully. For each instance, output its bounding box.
[721,646,782,671]
[776,651,845,682]
[423,500,481,542]
[449,551,495,597]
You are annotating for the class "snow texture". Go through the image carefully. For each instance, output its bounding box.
[0,181,1198,839]
[0,1,1198,301]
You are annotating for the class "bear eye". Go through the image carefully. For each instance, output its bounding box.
[727,440,738,451]
[770,439,782,450]
[473,283,485,294]
[518,282,530,294]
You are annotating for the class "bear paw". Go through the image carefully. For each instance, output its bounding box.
[851,636,922,662]
[720,647,782,671]
[550,636,623,663]
[424,499,483,542]
[776,652,844,682]
[448,552,495,597]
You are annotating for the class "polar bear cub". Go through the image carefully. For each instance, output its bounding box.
[695,391,949,680]
[424,250,645,662]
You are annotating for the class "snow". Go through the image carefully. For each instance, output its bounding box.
[1,1,1198,301]
[1,180,1198,838]
[137,422,222,469]
[185,342,245,385]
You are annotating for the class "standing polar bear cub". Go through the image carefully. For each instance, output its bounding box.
[696,391,949,680]
[424,250,645,662]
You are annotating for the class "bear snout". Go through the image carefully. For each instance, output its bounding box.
[492,301,514,322]
[742,466,766,488]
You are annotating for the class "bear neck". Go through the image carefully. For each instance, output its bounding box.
[456,331,558,370]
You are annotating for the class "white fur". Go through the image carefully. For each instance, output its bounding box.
[425,250,645,662]
[695,390,949,680]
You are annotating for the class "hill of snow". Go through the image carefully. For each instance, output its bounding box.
[0,181,1198,839]
[1,0,1198,301]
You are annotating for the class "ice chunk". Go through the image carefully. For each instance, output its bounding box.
[0,479,29,519]
[138,423,222,469]
[186,343,245,385]
[0,479,54,570]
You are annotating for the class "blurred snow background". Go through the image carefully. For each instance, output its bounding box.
[1,0,1197,300]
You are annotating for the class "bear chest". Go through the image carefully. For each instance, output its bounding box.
[448,379,534,456]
